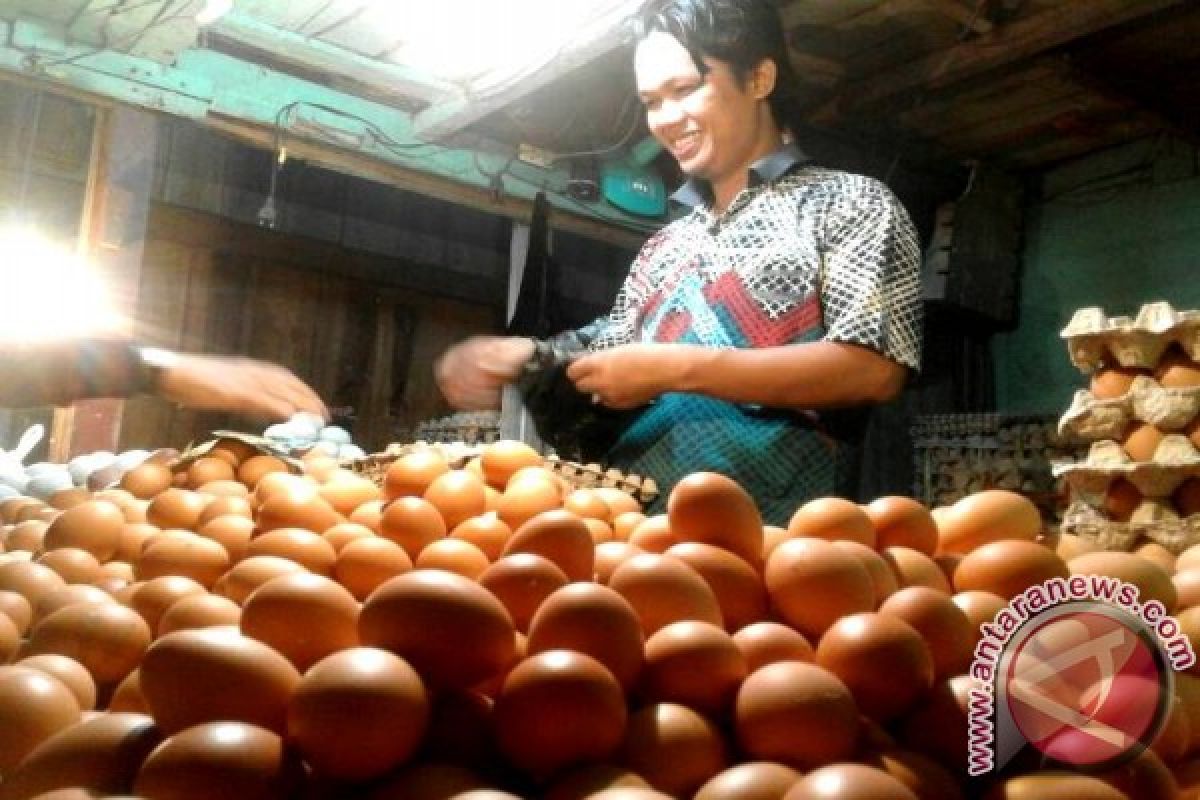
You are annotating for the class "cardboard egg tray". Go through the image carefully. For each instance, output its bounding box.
[1059,499,1200,553]
[1061,301,1200,373]
[1052,436,1200,503]
[1058,376,1200,441]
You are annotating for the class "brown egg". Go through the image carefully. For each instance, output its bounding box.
[130,576,207,632]
[860,748,964,800]
[1096,749,1177,800]
[641,620,747,716]
[0,560,65,610]
[369,763,488,799]
[494,650,627,779]
[1179,543,1200,573]
[136,532,230,588]
[1068,550,1177,612]
[1124,421,1167,462]
[788,496,876,548]
[94,559,135,586]
[1135,541,1178,575]
[665,542,768,632]
[786,763,918,799]
[951,590,1007,647]
[936,490,1042,555]
[1176,477,1200,518]
[480,441,543,489]
[693,761,801,800]
[0,711,162,799]
[592,488,642,519]
[195,494,253,528]
[195,515,254,563]
[237,454,290,490]
[385,450,451,501]
[595,541,644,584]
[196,480,251,500]
[816,612,934,722]
[254,471,316,505]
[1104,478,1143,522]
[185,457,237,489]
[215,555,308,605]
[140,626,301,734]
[158,592,242,635]
[954,540,1068,599]
[667,472,763,564]
[1151,691,1191,764]
[1091,365,1150,399]
[0,665,82,772]
[359,570,517,689]
[609,553,724,636]
[36,548,101,584]
[496,475,562,531]
[32,584,112,625]
[545,764,653,800]
[379,496,448,559]
[256,490,342,536]
[981,773,1131,800]
[0,589,32,636]
[334,535,413,601]
[765,538,874,640]
[287,647,429,781]
[1174,569,1200,610]
[6,519,49,552]
[562,489,611,522]
[240,573,359,672]
[16,653,96,711]
[43,501,125,561]
[832,540,899,606]
[208,438,258,467]
[864,496,938,555]
[46,487,91,511]
[1157,346,1200,388]
[112,522,155,563]
[28,602,151,685]
[318,472,380,516]
[451,513,512,561]
[1055,532,1102,561]
[120,463,174,499]
[479,554,571,633]
[732,621,814,672]
[322,520,375,553]
[246,528,337,575]
[878,587,974,679]
[416,538,491,579]
[735,661,858,768]
[503,510,594,582]
[612,511,647,541]
[898,676,971,771]
[145,489,210,531]
[419,687,497,769]
[2,497,42,524]
[422,471,487,531]
[108,668,150,713]
[526,582,645,693]
[621,702,727,797]
[134,720,303,800]
[628,514,681,553]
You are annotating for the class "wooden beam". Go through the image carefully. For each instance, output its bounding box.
[921,0,993,35]
[210,10,458,105]
[820,0,1188,119]
[414,0,642,141]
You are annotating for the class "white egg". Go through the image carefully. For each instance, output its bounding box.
[116,449,151,470]
[337,444,366,461]
[318,426,352,445]
[26,471,74,499]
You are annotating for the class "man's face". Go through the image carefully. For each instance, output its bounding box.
[635,32,765,185]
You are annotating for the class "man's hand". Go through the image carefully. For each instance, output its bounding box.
[434,336,535,410]
[157,353,328,421]
[566,343,697,410]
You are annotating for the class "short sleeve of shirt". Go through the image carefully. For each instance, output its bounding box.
[819,174,922,370]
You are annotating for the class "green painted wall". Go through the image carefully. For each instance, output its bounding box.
[993,138,1200,414]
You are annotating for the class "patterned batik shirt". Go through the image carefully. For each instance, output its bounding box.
[583,145,922,524]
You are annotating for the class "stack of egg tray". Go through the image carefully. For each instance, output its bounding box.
[412,411,502,446]
[911,413,1067,509]
[1054,302,1200,552]
[350,441,659,507]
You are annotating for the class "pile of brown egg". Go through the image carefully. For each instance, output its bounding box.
[1,438,1199,799]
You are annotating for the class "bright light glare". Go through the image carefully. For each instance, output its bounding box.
[196,0,234,27]
[375,0,641,84]
[0,226,124,344]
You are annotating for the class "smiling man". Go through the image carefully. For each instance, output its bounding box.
[435,0,922,522]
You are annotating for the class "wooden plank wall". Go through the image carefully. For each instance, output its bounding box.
[118,203,501,453]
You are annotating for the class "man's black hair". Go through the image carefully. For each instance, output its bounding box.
[634,0,801,133]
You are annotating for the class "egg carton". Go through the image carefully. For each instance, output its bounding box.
[1060,500,1200,554]
[1061,301,1200,373]
[1058,376,1200,441]
[174,431,304,471]
[1052,436,1200,503]
[349,442,660,506]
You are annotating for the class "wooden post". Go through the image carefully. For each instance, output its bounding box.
[357,289,400,452]
[48,105,158,461]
